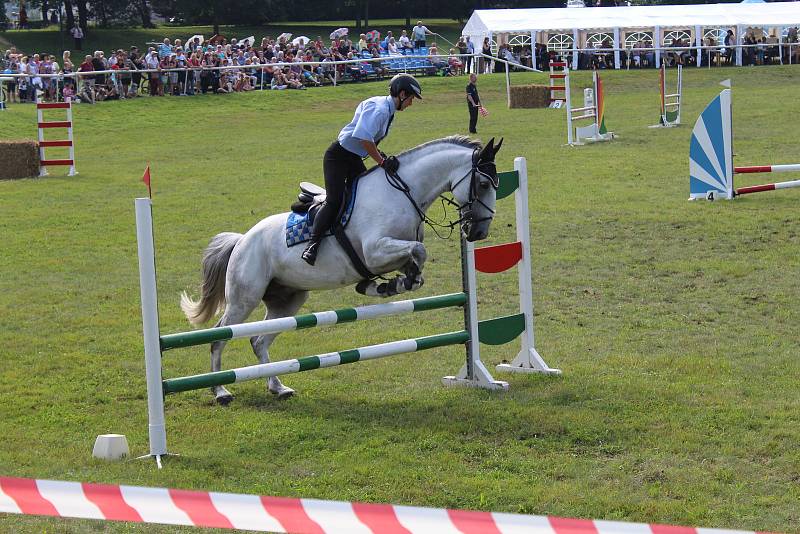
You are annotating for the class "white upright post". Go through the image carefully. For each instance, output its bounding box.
[676,64,683,125]
[654,25,662,68]
[736,25,743,66]
[695,25,702,67]
[613,27,621,69]
[565,70,574,145]
[135,198,169,468]
[442,235,509,391]
[505,60,511,108]
[37,106,47,176]
[572,28,580,70]
[496,158,561,376]
[531,31,538,70]
[66,104,77,176]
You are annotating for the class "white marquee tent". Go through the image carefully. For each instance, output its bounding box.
[462,2,800,68]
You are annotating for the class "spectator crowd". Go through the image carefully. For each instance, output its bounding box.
[1,21,482,105]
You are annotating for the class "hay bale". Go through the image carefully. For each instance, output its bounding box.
[509,84,551,108]
[0,141,40,179]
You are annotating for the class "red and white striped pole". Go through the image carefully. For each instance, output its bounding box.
[733,164,800,196]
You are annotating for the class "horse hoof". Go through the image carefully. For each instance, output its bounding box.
[271,387,295,400]
[215,393,235,405]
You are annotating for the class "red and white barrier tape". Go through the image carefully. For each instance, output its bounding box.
[0,477,769,534]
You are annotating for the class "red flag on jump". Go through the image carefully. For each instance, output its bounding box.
[142,165,152,198]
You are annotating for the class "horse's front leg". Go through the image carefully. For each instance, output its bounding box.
[356,238,426,297]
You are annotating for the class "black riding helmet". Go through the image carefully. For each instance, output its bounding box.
[389,73,422,100]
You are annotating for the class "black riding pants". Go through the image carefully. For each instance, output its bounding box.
[468,104,479,133]
[311,141,367,240]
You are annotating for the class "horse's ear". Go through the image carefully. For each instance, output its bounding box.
[493,137,504,156]
[481,137,495,160]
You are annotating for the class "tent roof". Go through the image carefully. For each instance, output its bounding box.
[462,2,800,35]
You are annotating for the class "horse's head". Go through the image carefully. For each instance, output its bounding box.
[452,137,503,241]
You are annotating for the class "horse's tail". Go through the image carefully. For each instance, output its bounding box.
[180,232,243,325]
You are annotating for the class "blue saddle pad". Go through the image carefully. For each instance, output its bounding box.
[285,179,359,247]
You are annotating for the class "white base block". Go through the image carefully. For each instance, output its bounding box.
[495,348,562,375]
[93,434,130,461]
[442,361,509,391]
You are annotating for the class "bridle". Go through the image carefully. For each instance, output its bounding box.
[449,148,499,233]
[383,147,498,239]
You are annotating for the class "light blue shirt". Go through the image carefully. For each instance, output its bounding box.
[337,96,396,157]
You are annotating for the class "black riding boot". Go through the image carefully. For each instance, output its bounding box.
[301,238,321,266]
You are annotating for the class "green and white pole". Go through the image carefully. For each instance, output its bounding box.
[160,293,467,351]
[164,331,470,394]
[135,198,169,467]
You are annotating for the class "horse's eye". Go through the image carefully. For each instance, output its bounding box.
[480,180,490,190]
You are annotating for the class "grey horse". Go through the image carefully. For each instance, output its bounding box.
[181,135,503,404]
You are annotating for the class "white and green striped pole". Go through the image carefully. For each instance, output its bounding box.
[135,198,168,466]
[160,293,466,351]
[163,331,469,394]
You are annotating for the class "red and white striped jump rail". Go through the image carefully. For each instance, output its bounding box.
[37,101,77,177]
[733,164,800,196]
[0,476,772,534]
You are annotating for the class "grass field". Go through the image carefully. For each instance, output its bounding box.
[1,65,799,533]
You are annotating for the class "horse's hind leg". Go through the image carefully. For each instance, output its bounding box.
[251,285,309,400]
[211,285,268,405]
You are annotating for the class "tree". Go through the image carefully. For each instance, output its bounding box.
[63,0,76,30]
[139,0,153,27]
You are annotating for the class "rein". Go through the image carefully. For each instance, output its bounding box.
[382,148,498,239]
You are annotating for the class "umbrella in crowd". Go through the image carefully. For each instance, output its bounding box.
[366,30,381,43]
[330,27,349,40]
[292,35,311,47]
[277,32,292,42]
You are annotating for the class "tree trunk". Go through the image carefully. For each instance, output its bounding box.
[139,0,153,28]
[76,0,88,34]
[42,0,50,24]
[97,0,108,28]
[63,0,75,30]
[364,0,369,28]
[212,0,220,36]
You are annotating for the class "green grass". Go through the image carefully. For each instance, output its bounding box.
[0,20,465,58]
[1,66,799,533]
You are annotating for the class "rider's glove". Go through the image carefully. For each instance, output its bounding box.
[381,155,400,174]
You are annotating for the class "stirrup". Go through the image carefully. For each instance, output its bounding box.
[301,241,319,266]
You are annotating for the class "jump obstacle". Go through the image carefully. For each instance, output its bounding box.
[548,61,568,108]
[650,64,682,128]
[37,101,77,176]
[137,156,560,466]
[565,70,614,146]
[689,88,800,200]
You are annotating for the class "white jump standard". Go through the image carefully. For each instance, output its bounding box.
[689,88,800,200]
[651,64,682,128]
[565,69,614,146]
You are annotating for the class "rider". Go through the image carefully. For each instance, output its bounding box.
[301,73,423,266]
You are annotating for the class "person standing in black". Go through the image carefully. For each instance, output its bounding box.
[466,73,480,134]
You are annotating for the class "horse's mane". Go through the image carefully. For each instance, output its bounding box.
[399,136,482,158]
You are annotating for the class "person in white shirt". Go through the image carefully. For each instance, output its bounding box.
[398,30,413,51]
[301,74,423,266]
[412,21,430,50]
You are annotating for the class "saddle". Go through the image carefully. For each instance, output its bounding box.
[285,176,375,279]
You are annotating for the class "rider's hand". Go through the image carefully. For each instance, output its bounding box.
[381,155,400,174]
